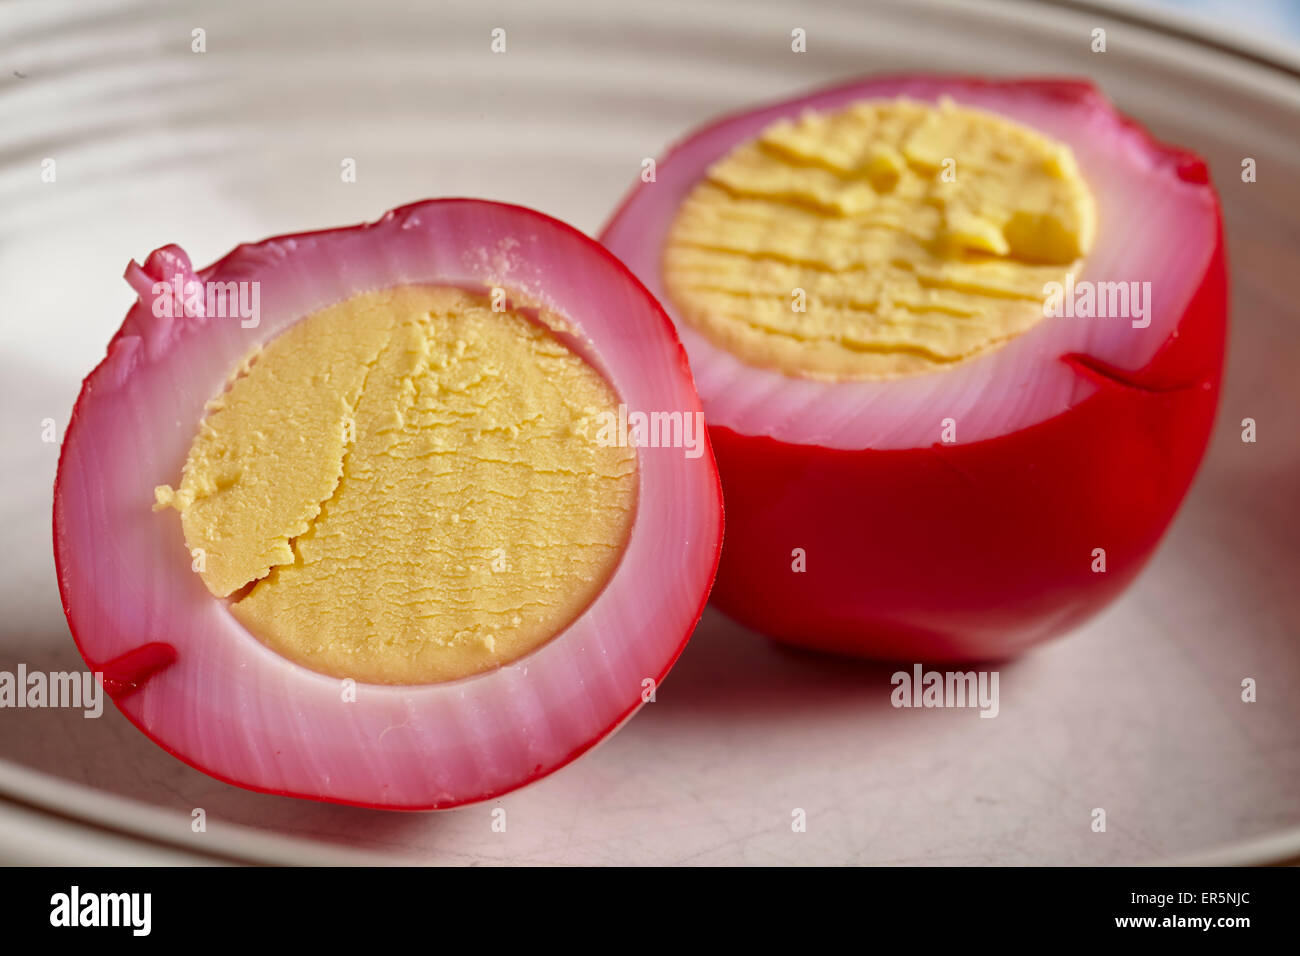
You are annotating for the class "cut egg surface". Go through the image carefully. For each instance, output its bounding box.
[55,200,723,808]
[601,76,1226,660]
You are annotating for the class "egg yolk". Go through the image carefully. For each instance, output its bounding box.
[155,285,637,684]
[662,96,1096,380]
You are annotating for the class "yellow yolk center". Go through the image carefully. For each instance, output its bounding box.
[155,286,638,684]
[662,97,1096,380]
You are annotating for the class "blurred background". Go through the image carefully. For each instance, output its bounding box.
[1138,0,1300,36]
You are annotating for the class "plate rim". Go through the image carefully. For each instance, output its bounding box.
[1035,0,1300,79]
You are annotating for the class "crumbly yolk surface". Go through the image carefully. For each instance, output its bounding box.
[663,97,1096,380]
[155,286,637,684]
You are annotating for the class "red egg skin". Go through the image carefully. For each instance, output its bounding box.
[707,219,1227,662]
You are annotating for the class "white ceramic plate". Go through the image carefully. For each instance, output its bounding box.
[2,0,1298,865]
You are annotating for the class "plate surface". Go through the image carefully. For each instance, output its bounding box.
[1,0,1298,864]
